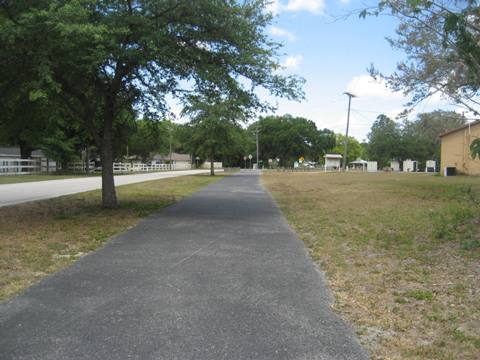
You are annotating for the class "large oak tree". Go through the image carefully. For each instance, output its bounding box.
[1,0,303,207]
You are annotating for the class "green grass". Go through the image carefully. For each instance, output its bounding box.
[263,172,480,360]
[0,174,222,300]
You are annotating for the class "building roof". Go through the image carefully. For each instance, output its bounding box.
[0,147,20,156]
[324,154,342,159]
[152,152,191,162]
[0,147,45,158]
[350,159,367,164]
[439,120,480,138]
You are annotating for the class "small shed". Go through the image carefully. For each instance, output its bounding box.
[425,160,436,173]
[367,161,378,172]
[390,160,400,171]
[324,154,342,171]
[403,159,418,172]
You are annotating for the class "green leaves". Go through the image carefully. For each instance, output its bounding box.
[471,139,480,159]
[1,0,305,204]
[251,115,334,166]
[28,89,48,102]
[363,1,480,115]
[366,111,467,167]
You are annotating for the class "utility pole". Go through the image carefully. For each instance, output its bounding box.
[256,123,259,169]
[343,92,356,170]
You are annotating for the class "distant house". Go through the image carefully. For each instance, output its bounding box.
[439,120,480,176]
[324,154,342,171]
[151,152,192,170]
[0,147,46,159]
[0,147,57,174]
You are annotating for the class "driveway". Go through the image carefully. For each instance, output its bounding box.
[0,170,368,359]
[0,169,213,207]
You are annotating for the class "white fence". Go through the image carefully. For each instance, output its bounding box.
[114,162,176,173]
[201,161,223,169]
[68,161,95,173]
[0,158,58,175]
[68,162,178,173]
[1,158,188,176]
[0,158,41,175]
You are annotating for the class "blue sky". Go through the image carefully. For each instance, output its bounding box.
[263,0,462,141]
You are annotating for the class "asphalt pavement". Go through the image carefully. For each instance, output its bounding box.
[0,169,213,207]
[0,170,368,359]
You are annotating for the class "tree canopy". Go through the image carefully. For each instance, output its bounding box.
[250,115,335,167]
[366,111,466,168]
[331,134,365,165]
[367,114,402,168]
[0,0,304,206]
[364,1,480,115]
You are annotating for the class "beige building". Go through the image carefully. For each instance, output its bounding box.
[151,152,192,170]
[439,120,480,175]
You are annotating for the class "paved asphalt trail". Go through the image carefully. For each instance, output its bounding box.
[0,169,213,207]
[0,171,368,360]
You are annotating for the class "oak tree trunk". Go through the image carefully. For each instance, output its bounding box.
[210,152,215,176]
[19,141,33,172]
[101,107,117,208]
[85,146,90,174]
[19,142,32,159]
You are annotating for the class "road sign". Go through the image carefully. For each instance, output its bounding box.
[243,156,247,161]
[248,154,252,160]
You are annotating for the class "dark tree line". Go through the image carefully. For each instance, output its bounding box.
[367,111,466,168]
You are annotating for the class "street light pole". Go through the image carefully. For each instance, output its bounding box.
[256,124,259,169]
[343,92,356,170]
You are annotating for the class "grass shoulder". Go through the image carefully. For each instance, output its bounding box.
[0,174,98,185]
[263,172,480,360]
[0,174,223,300]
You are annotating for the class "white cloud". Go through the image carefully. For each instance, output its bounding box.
[267,0,281,14]
[284,0,325,14]
[385,107,406,120]
[338,0,350,4]
[267,0,325,15]
[282,55,303,70]
[269,26,296,42]
[346,75,405,100]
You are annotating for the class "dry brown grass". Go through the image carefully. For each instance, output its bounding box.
[263,171,480,360]
[0,175,221,300]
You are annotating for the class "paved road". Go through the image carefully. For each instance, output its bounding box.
[0,171,368,359]
[0,169,213,207]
